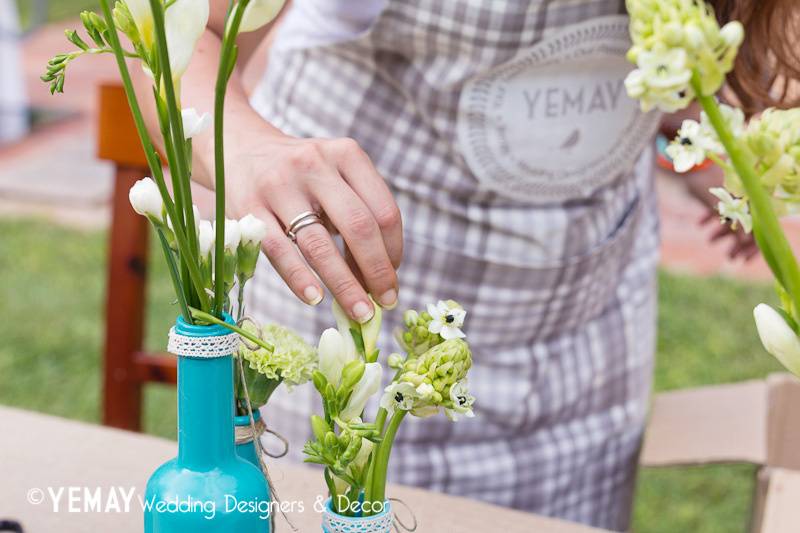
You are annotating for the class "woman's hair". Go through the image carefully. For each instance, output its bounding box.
[711,0,800,114]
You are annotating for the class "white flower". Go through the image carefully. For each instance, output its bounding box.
[332,300,358,358]
[666,120,709,173]
[181,108,211,139]
[427,300,466,340]
[387,353,404,369]
[699,103,745,154]
[213,218,241,252]
[128,177,163,219]
[239,0,285,33]
[415,382,436,400]
[198,220,213,256]
[317,328,354,388]
[238,214,268,245]
[709,187,752,233]
[379,382,418,415]
[340,362,382,421]
[720,21,745,49]
[446,380,475,421]
[126,0,209,79]
[625,48,693,113]
[754,304,800,377]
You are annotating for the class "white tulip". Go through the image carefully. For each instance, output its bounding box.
[198,220,213,256]
[239,214,269,245]
[128,177,163,219]
[181,108,211,139]
[213,218,241,252]
[317,328,349,388]
[754,304,800,377]
[340,362,382,421]
[239,0,285,33]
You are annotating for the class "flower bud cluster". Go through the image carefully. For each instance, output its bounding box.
[624,0,744,111]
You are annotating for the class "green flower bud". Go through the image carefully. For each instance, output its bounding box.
[403,310,419,327]
[339,360,366,395]
[324,431,338,450]
[311,415,331,442]
[387,353,405,369]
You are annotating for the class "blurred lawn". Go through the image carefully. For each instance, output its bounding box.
[0,217,783,532]
[15,0,98,30]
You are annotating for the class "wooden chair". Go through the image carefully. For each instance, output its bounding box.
[97,82,176,431]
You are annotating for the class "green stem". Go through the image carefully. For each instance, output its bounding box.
[97,0,209,314]
[364,410,406,514]
[148,0,200,283]
[212,0,249,316]
[692,74,800,310]
[324,468,340,513]
[156,227,191,321]
[189,307,274,352]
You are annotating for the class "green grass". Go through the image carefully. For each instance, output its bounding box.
[0,217,783,532]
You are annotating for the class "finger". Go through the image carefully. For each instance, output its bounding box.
[254,208,324,306]
[266,191,376,322]
[325,138,404,268]
[700,211,716,225]
[314,175,399,309]
[744,244,761,261]
[710,224,731,243]
[294,223,376,323]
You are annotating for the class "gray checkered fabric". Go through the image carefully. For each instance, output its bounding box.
[248,1,660,530]
[0,0,28,144]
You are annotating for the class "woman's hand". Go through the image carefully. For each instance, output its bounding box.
[224,123,403,323]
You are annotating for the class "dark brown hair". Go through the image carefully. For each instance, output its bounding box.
[712,0,800,115]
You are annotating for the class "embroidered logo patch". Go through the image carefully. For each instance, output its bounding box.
[457,15,659,203]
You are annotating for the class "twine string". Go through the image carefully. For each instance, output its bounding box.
[389,498,418,532]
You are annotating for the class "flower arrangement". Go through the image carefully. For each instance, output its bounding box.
[624,0,800,376]
[42,0,310,417]
[304,300,476,519]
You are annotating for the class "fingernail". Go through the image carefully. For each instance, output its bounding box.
[378,289,397,309]
[304,286,323,306]
[352,301,374,323]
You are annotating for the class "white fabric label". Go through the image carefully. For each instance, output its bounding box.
[457,15,660,203]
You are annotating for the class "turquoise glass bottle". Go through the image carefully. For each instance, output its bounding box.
[234,410,263,468]
[144,315,271,532]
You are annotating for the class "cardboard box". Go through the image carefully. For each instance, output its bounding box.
[641,373,800,533]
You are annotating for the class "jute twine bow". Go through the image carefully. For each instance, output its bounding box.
[236,316,296,532]
[389,498,418,533]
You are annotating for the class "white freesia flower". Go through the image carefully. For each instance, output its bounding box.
[666,120,710,173]
[126,0,209,80]
[709,187,752,233]
[427,300,466,340]
[340,362,382,421]
[181,108,211,139]
[128,177,163,219]
[239,214,268,245]
[446,380,475,421]
[317,328,353,388]
[213,218,241,252]
[239,0,285,33]
[198,220,213,256]
[332,300,358,358]
[754,304,800,377]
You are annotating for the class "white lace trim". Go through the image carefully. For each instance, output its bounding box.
[167,327,240,358]
[322,508,393,533]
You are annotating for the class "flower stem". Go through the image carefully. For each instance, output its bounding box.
[156,227,191,321]
[188,307,274,352]
[97,0,209,314]
[692,74,800,310]
[364,410,406,515]
[212,0,250,316]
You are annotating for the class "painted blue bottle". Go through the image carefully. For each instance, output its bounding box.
[144,316,271,532]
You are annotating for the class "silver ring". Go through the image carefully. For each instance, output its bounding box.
[286,211,323,242]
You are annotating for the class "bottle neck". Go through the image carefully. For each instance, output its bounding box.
[177,355,235,468]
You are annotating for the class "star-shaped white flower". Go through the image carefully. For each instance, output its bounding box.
[710,187,752,233]
[446,380,475,421]
[666,120,711,173]
[379,382,418,416]
[427,301,466,340]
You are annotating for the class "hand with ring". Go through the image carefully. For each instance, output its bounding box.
[220,116,403,323]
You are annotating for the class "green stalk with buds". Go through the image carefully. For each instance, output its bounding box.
[625,0,800,377]
[304,299,476,517]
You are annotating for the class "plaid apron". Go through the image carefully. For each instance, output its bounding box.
[248,1,661,530]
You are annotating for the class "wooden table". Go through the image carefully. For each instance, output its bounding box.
[0,407,608,532]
